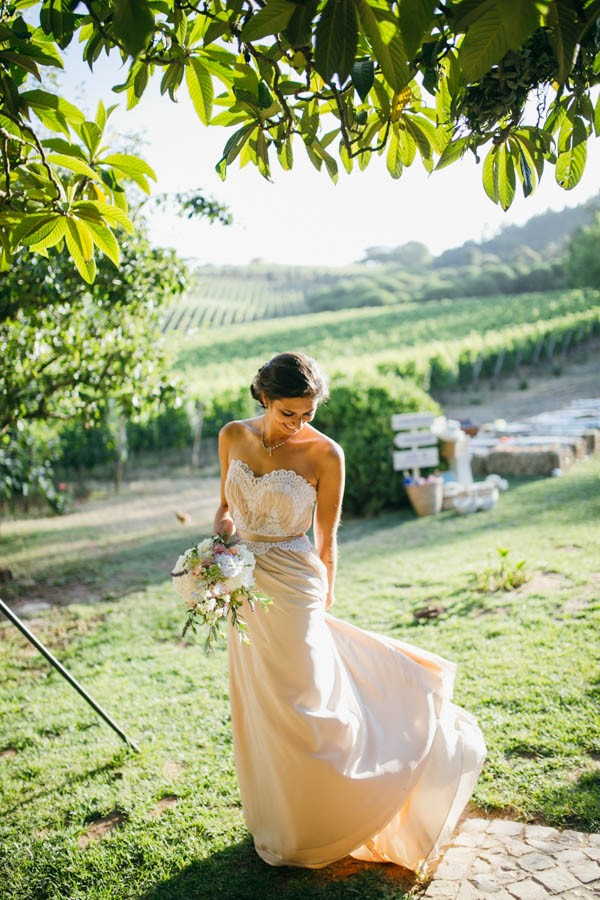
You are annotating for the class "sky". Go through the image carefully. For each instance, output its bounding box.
[63,48,600,268]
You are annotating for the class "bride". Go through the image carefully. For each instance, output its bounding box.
[213,351,486,873]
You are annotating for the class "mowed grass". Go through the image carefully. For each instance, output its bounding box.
[0,456,599,899]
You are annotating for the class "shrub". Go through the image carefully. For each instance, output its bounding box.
[57,418,116,470]
[127,405,194,453]
[314,372,440,516]
[202,387,258,437]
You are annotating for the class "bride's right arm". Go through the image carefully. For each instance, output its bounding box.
[213,424,236,537]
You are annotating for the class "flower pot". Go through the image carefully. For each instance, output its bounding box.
[406,482,443,517]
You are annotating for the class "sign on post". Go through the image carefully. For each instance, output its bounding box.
[391,412,440,475]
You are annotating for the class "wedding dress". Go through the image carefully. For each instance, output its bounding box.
[225,457,486,872]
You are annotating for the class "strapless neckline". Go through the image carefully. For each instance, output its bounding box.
[229,458,317,496]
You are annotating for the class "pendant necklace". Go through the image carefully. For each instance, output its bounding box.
[261,419,292,456]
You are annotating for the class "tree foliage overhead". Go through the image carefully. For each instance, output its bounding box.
[1,0,600,277]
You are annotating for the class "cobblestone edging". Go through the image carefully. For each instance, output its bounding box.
[423,819,600,899]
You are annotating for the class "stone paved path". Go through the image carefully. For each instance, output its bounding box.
[423,819,600,899]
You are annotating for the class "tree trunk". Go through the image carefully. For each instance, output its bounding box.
[191,401,205,469]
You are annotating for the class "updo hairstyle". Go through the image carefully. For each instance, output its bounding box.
[250,352,329,408]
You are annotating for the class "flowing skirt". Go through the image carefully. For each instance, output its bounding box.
[228,546,486,872]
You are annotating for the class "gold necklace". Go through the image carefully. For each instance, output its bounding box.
[261,420,293,456]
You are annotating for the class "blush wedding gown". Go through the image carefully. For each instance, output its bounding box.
[225,457,486,872]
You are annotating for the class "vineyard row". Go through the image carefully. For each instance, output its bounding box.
[374,307,600,390]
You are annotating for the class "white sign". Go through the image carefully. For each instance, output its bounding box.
[393,447,440,470]
[393,430,438,449]
[391,412,436,431]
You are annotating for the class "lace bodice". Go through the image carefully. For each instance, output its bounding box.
[225,458,316,555]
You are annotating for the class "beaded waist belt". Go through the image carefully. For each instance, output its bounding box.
[237,530,306,543]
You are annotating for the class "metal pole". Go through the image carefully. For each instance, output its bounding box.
[0,598,140,753]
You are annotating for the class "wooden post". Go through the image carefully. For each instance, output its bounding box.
[114,412,128,493]
[191,400,205,469]
[471,354,484,390]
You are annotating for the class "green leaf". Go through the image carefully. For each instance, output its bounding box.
[21,89,84,123]
[82,219,121,267]
[482,144,498,203]
[594,93,600,137]
[41,138,87,160]
[11,213,54,249]
[65,217,96,283]
[26,34,65,67]
[112,0,155,56]
[254,129,271,180]
[386,125,403,178]
[160,60,184,100]
[76,201,134,234]
[0,50,41,80]
[398,125,416,165]
[277,137,293,170]
[544,0,581,86]
[46,153,100,180]
[239,0,296,42]
[79,121,103,157]
[39,0,76,49]
[283,0,319,48]
[556,116,587,189]
[458,0,541,84]
[311,137,338,182]
[186,58,214,125]
[27,216,67,252]
[216,124,256,178]
[356,0,409,92]
[351,58,375,102]
[101,153,156,180]
[257,80,274,109]
[497,142,516,210]
[315,0,358,84]
[397,0,437,58]
[372,77,391,117]
[435,135,468,170]
[339,140,353,173]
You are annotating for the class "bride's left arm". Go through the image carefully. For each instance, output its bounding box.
[313,443,345,610]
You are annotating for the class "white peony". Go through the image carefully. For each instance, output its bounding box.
[217,553,244,579]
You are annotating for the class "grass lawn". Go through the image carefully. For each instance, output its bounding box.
[0,456,599,899]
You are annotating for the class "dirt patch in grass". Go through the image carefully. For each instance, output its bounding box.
[147,795,179,818]
[77,810,127,848]
[0,748,17,760]
[162,760,187,781]
[518,571,569,596]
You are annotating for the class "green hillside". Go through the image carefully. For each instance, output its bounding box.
[174,288,600,396]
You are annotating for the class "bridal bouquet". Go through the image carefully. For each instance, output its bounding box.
[171,534,271,652]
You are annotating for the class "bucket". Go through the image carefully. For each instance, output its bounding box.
[406,482,443,517]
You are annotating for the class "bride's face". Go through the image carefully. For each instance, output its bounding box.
[264,396,317,437]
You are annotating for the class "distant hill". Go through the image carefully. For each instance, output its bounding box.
[360,193,600,268]
[434,194,600,267]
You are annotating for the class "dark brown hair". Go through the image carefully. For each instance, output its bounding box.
[250,352,329,408]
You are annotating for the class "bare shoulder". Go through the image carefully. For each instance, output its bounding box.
[307,426,344,475]
[219,418,260,441]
